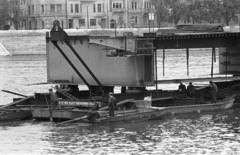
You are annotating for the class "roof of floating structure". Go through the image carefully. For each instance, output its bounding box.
[155,76,240,84]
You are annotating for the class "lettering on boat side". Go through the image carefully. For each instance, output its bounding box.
[58,101,96,107]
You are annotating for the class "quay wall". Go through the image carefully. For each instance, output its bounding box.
[0,27,239,55]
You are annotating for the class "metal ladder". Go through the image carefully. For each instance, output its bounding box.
[51,86,79,100]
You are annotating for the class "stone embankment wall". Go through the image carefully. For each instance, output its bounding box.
[0,26,239,55]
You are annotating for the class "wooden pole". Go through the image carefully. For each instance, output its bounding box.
[0,96,34,110]
[1,90,27,97]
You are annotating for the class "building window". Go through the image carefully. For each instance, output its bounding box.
[134,16,138,24]
[75,4,79,13]
[79,19,85,26]
[50,5,55,13]
[29,21,31,30]
[98,4,101,12]
[90,19,96,26]
[131,2,137,9]
[42,20,45,29]
[69,19,73,28]
[144,2,150,8]
[131,16,138,24]
[143,14,148,23]
[41,5,44,13]
[21,0,25,5]
[93,4,96,13]
[32,5,34,14]
[71,4,73,13]
[28,6,31,15]
[57,5,61,13]
[113,3,122,9]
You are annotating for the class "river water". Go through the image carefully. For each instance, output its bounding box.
[1,50,240,155]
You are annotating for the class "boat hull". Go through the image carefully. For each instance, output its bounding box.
[91,98,235,123]
[0,110,32,122]
[31,108,92,120]
[31,96,235,123]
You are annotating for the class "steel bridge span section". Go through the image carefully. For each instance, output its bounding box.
[153,32,240,75]
[47,35,153,87]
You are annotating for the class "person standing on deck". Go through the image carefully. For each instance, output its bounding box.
[209,81,218,103]
[178,83,186,92]
[187,82,195,98]
[49,88,58,109]
[108,93,116,117]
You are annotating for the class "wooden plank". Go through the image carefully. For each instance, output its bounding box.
[195,85,209,90]
[151,97,174,101]
[99,99,134,111]
[2,90,28,97]
[0,96,34,110]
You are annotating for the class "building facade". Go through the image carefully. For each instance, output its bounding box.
[20,0,67,30]
[19,0,156,30]
[15,0,240,30]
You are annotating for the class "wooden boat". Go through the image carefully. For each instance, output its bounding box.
[31,108,96,121]
[31,99,132,121]
[0,108,32,122]
[0,95,34,122]
[82,95,235,123]
[56,95,235,125]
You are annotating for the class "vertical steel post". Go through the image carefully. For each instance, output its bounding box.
[225,48,228,77]
[163,48,165,77]
[148,16,150,33]
[213,47,216,63]
[155,49,158,98]
[211,47,214,78]
[115,20,117,37]
[186,48,189,76]
[152,13,154,32]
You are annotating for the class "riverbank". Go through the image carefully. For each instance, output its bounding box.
[0,26,239,55]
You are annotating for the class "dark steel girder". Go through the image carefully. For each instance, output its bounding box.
[154,33,240,49]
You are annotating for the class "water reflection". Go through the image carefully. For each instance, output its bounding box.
[24,109,237,154]
[1,109,240,154]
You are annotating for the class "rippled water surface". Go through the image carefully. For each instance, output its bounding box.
[1,51,240,154]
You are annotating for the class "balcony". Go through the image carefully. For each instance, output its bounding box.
[128,9,142,13]
[93,13,107,18]
[141,8,151,13]
[27,12,66,17]
[69,14,84,18]
[112,8,126,13]
[80,0,97,2]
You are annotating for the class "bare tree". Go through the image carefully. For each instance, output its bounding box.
[152,0,170,27]
[221,0,240,26]
[0,0,21,30]
[0,0,9,26]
